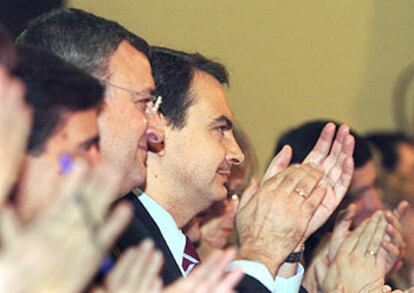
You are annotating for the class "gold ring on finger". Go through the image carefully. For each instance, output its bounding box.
[367,249,376,256]
[295,188,307,198]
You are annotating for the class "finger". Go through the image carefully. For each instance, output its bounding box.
[237,178,259,211]
[325,135,355,186]
[129,240,157,286]
[108,239,154,288]
[290,164,324,198]
[261,145,292,185]
[368,213,388,255]
[137,250,163,292]
[332,157,355,205]
[149,278,163,293]
[98,202,133,253]
[276,165,314,196]
[200,248,237,290]
[187,250,224,286]
[385,222,405,250]
[303,122,336,165]
[340,219,369,254]
[106,246,138,288]
[385,210,402,234]
[319,125,350,173]
[380,241,400,261]
[360,277,384,292]
[331,284,344,293]
[329,204,357,261]
[355,211,384,254]
[394,201,409,220]
[84,164,122,219]
[212,268,244,293]
[302,186,327,215]
[381,285,393,293]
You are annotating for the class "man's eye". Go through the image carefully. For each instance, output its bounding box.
[215,126,227,135]
[134,98,153,108]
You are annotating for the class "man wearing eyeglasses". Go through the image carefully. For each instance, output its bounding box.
[17,8,165,195]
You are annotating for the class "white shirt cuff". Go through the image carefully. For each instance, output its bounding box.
[273,263,304,293]
[227,260,275,292]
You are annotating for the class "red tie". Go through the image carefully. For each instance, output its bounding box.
[182,235,201,275]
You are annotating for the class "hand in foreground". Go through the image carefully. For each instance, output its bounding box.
[0,162,132,293]
[321,211,388,293]
[302,204,356,292]
[0,67,31,204]
[325,201,408,276]
[103,239,163,293]
[163,248,243,293]
[378,201,409,274]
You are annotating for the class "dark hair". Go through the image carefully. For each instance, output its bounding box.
[366,132,414,171]
[16,8,150,78]
[0,23,15,69]
[274,120,372,168]
[273,119,373,266]
[12,46,104,154]
[150,46,229,129]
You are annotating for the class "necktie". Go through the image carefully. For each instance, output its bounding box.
[182,235,200,275]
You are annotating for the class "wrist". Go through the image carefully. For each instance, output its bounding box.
[285,244,305,264]
[238,245,283,277]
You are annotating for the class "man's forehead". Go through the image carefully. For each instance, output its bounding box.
[107,41,154,90]
[188,71,234,121]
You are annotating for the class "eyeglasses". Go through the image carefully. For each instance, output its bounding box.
[103,81,162,116]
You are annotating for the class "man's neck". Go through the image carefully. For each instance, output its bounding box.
[143,171,208,229]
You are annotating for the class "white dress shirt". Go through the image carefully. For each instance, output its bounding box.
[139,193,304,292]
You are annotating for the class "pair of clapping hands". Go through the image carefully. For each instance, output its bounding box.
[301,196,408,292]
[236,122,355,276]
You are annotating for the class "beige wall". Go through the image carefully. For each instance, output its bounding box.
[69,0,414,174]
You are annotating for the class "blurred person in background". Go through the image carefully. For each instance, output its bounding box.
[368,132,414,290]
[12,46,104,223]
[366,131,414,178]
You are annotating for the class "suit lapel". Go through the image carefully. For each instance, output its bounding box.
[122,192,183,285]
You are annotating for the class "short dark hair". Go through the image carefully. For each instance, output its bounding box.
[274,120,372,168]
[16,8,150,78]
[0,23,15,69]
[151,46,229,129]
[12,46,104,154]
[366,131,414,171]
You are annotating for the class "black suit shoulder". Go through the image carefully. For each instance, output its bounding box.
[113,192,182,285]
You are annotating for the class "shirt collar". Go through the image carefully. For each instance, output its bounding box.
[138,193,186,275]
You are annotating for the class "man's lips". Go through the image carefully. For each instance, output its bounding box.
[217,169,231,180]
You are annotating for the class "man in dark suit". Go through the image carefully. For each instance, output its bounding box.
[115,47,356,292]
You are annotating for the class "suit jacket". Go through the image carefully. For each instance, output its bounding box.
[113,192,307,293]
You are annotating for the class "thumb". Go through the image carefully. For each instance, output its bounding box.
[237,177,259,211]
[261,145,292,185]
[329,204,357,261]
